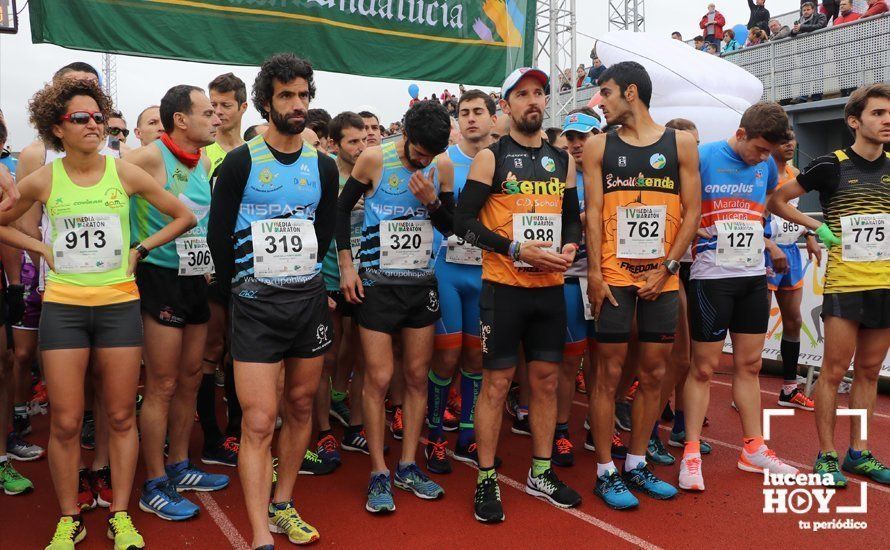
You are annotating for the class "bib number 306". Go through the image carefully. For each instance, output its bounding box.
[251,218,318,278]
[52,214,123,274]
[176,237,214,276]
[715,219,764,267]
[841,214,889,262]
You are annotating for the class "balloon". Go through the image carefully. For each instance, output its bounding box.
[732,24,749,45]
[408,83,419,99]
[586,91,602,108]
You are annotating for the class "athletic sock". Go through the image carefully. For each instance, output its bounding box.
[684,441,700,456]
[477,466,496,483]
[197,373,224,447]
[331,389,347,403]
[625,453,646,472]
[782,383,798,395]
[531,456,550,477]
[223,359,242,437]
[13,403,27,420]
[651,420,660,440]
[672,409,686,434]
[555,422,569,436]
[780,337,801,387]
[318,429,332,441]
[270,500,292,511]
[145,475,168,491]
[597,461,616,477]
[426,371,452,441]
[458,369,481,447]
[397,461,415,471]
[848,448,864,460]
[743,436,765,454]
[345,423,363,436]
[517,406,529,421]
[371,469,390,479]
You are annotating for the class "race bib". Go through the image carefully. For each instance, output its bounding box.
[771,216,806,246]
[578,277,594,321]
[176,237,214,276]
[52,214,123,274]
[379,220,433,269]
[715,219,764,267]
[617,205,666,259]
[251,218,318,278]
[841,214,890,262]
[446,234,482,265]
[350,210,363,266]
[512,213,561,268]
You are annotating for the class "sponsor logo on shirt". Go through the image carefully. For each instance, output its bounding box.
[500,172,565,196]
[649,153,667,170]
[605,172,676,190]
[703,183,755,194]
[383,173,408,195]
[541,156,556,172]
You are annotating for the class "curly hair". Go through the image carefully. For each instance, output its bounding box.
[29,79,112,152]
[403,100,451,155]
[252,53,316,120]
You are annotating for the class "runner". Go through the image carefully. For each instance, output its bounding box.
[208,53,339,547]
[358,110,382,147]
[764,130,819,411]
[681,101,798,491]
[0,76,195,550]
[127,84,229,521]
[585,61,700,509]
[768,83,890,486]
[133,106,163,148]
[337,100,454,512]
[455,67,583,522]
[425,89,497,475]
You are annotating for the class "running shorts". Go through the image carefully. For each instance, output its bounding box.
[327,290,356,317]
[822,290,890,329]
[230,289,333,363]
[13,252,42,330]
[679,261,692,290]
[688,275,769,342]
[479,282,565,370]
[136,263,210,329]
[207,276,230,307]
[596,286,678,344]
[434,254,482,350]
[355,285,440,334]
[564,278,595,356]
[766,244,804,292]
[39,300,143,351]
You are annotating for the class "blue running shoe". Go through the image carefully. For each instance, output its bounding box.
[594,469,639,510]
[623,463,678,499]
[166,460,229,492]
[139,478,199,521]
[366,473,396,513]
[647,437,676,466]
[394,463,445,500]
[668,431,711,454]
[317,434,341,466]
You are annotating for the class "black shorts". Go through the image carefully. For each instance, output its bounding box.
[135,263,210,328]
[679,261,692,289]
[479,282,565,370]
[327,290,355,317]
[596,286,678,344]
[230,289,333,363]
[39,300,143,351]
[688,276,769,342]
[355,285,440,333]
[823,289,890,329]
[207,278,230,307]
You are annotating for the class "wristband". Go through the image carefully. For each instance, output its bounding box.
[509,240,522,261]
[425,198,442,212]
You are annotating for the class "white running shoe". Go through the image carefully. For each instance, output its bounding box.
[679,454,705,491]
[738,445,799,475]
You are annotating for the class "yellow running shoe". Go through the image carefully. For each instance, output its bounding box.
[272,456,279,485]
[268,501,320,545]
[45,516,86,550]
[106,511,145,550]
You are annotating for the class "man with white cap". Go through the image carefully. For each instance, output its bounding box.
[455,67,583,522]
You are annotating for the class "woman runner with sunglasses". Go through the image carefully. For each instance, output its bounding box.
[0,79,195,550]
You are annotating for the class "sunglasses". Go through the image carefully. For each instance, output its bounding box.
[107,127,130,138]
[60,111,105,125]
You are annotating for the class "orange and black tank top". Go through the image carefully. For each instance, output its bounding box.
[601,128,682,291]
[479,135,569,288]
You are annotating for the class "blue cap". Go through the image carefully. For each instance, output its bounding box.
[560,112,601,136]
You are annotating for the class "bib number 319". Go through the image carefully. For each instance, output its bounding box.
[251,218,318,278]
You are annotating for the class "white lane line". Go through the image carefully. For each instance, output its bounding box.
[195,492,251,550]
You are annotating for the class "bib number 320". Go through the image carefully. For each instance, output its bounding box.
[251,218,318,278]
[841,214,889,262]
[715,219,764,267]
[52,214,123,274]
[379,220,433,269]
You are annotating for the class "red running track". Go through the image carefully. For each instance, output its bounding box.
[3,359,889,549]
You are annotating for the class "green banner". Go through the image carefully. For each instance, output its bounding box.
[29,0,536,86]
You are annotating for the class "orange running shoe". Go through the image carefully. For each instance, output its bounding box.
[625,380,639,401]
[91,467,113,508]
[777,388,815,411]
[390,406,404,440]
[575,369,587,394]
[77,468,96,510]
[443,406,459,432]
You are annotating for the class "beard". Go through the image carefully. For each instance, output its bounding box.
[513,110,543,135]
[270,107,306,135]
[403,140,428,170]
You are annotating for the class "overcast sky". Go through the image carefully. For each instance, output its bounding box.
[0,0,803,150]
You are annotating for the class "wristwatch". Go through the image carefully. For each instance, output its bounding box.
[662,259,680,275]
[425,198,442,212]
[133,243,150,260]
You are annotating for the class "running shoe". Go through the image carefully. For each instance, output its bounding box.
[425,435,452,474]
[201,436,239,468]
[300,450,337,475]
[390,406,404,440]
[814,451,847,487]
[341,429,370,454]
[575,369,587,394]
[505,385,519,417]
[647,437,675,466]
[625,380,639,401]
[448,389,462,416]
[13,413,31,436]
[777,388,815,411]
[7,431,46,461]
[453,441,502,468]
[678,455,705,491]
[525,468,581,508]
[80,417,95,450]
[167,460,230,491]
[442,406,459,432]
[394,463,445,499]
[668,431,712,454]
[583,430,628,459]
[594,468,639,510]
[107,511,144,550]
[384,397,395,415]
[46,516,86,550]
[316,434,341,466]
[842,450,890,484]
[614,401,632,432]
[511,414,531,436]
[552,432,574,467]
[214,367,225,387]
[77,469,96,511]
[139,478,199,521]
[738,445,798,476]
[32,380,48,407]
[0,460,33,495]
[329,399,351,428]
[366,473,396,513]
[661,401,674,422]
[272,457,278,485]
[91,467,113,508]
[268,501,319,545]
[623,463,678,499]
[474,475,504,523]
